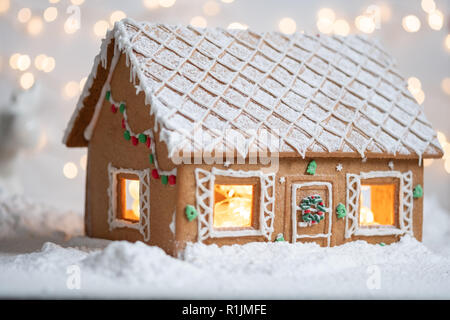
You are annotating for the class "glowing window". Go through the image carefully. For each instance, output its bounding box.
[213,184,254,228]
[359,184,396,227]
[118,176,140,222]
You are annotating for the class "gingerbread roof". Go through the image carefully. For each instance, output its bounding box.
[64,18,443,160]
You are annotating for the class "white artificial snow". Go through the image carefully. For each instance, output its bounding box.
[0,194,449,298]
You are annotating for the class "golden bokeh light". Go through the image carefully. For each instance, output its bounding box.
[355,15,375,34]
[34,54,47,70]
[407,76,422,95]
[63,162,78,179]
[17,8,32,23]
[379,3,392,22]
[402,15,421,32]
[79,76,87,90]
[70,0,85,5]
[93,20,109,37]
[333,19,350,36]
[20,72,35,90]
[317,8,335,22]
[414,90,425,104]
[80,154,87,170]
[203,1,220,16]
[42,56,55,73]
[17,54,31,71]
[445,34,450,52]
[227,22,248,30]
[63,81,80,99]
[49,0,60,3]
[278,17,296,35]
[437,131,447,147]
[43,6,58,22]
[64,17,79,34]
[143,0,159,10]
[441,78,450,96]
[110,10,126,26]
[428,10,443,30]
[159,0,176,8]
[27,16,44,35]
[190,16,207,28]
[316,18,333,34]
[421,0,436,13]
[0,0,9,14]
[9,53,20,70]
[221,0,234,3]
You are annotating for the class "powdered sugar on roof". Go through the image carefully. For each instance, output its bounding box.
[67,18,443,160]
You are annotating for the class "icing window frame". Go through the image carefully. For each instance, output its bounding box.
[194,167,276,241]
[344,170,414,238]
[107,164,151,241]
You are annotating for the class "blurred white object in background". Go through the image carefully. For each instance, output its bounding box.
[0,83,42,195]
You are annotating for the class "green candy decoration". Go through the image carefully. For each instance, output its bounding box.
[161,175,168,185]
[300,195,326,224]
[149,154,154,164]
[119,103,125,113]
[413,184,423,199]
[306,160,317,175]
[106,91,111,101]
[336,203,347,219]
[185,205,198,222]
[275,233,285,242]
[138,133,147,143]
[379,242,386,247]
[123,130,131,141]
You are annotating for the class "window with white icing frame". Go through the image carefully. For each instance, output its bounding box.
[195,168,275,241]
[107,164,151,241]
[345,170,413,238]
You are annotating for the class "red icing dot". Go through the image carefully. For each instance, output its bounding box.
[111,104,117,113]
[305,209,310,213]
[146,137,151,148]
[311,221,316,224]
[168,175,176,185]
[121,118,125,129]
[318,212,323,215]
[311,196,315,199]
[151,169,159,179]
[319,202,324,206]
[131,136,138,146]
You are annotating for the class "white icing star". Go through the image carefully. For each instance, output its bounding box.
[279,177,286,184]
[336,163,343,172]
[223,161,231,167]
[388,160,394,170]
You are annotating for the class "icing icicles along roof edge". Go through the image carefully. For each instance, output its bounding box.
[63,18,443,161]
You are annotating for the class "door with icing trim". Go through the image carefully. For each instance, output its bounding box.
[291,182,332,246]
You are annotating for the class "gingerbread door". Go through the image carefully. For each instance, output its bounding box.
[291,182,332,246]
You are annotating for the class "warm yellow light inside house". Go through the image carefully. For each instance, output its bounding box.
[213,184,253,228]
[121,179,140,222]
[359,184,395,226]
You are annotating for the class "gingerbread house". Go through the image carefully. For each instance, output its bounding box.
[64,19,443,256]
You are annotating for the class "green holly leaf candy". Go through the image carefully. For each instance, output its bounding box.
[413,184,423,199]
[275,233,285,242]
[306,160,317,175]
[149,154,154,164]
[119,103,125,113]
[123,130,131,141]
[161,175,168,185]
[185,205,198,222]
[106,91,111,101]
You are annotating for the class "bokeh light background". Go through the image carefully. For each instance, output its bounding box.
[0,0,448,212]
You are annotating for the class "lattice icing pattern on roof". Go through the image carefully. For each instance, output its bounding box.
[77,19,443,159]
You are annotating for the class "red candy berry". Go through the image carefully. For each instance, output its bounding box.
[131,136,138,146]
[319,202,324,206]
[168,175,176,185]
[311,196,315,199]
[318,212,323,215]
[305,209,310,213]
[146,137,151,148]
[152,169,160,179]
[121,118,125,129]
[311,221,316,224]
[111,104,117,113]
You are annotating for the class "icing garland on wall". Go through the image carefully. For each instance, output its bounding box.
[105,86,177,185]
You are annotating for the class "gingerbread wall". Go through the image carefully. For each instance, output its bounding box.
[86,53,178,255]
[174,157,423,255]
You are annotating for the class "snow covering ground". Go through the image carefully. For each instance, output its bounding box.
[0,194,450,299]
